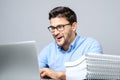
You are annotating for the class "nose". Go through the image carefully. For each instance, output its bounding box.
[53,28,60,35]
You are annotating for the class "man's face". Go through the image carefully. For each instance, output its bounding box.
[50,17,75,48]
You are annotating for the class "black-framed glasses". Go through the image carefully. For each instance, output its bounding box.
[48,23,71,33]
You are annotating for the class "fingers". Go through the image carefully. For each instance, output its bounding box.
[40,71,46,78]
[40,68,51,79]
[40,68,57,79]
[40,68,66,80]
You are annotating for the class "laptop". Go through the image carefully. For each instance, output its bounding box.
[0,41,40,80]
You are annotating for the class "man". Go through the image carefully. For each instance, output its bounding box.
[38,6,102,80]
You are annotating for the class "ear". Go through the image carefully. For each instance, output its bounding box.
[71,22,77,31]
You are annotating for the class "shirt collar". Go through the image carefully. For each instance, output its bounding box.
[70,35,79,49]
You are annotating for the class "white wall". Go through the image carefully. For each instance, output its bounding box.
[0,0,120,55]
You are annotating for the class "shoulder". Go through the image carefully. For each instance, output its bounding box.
[77,35,99,44]
[77,35,102,51]
[79,36,102,53]
[82,35,99,42]
[86,37,101,45]
[41,41,56,52]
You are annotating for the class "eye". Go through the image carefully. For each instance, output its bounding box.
[50,26,56,30]
[57,25,63,29]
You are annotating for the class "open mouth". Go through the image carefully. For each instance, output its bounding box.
[57,36,62,39]
[56,36,63,42]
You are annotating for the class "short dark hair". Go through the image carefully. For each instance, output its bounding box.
[49,6,77,24]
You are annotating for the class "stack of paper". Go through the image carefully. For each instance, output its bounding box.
[65,53,120,80]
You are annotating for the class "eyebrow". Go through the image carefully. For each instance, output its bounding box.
[50,23,70,27]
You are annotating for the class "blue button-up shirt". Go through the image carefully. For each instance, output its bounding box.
[38,35,102,71]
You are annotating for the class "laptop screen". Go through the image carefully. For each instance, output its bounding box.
[0,41,40,80]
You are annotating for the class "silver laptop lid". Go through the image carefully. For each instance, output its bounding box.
[0,41,40,80]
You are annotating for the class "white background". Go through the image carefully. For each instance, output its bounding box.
[0,0,120,55]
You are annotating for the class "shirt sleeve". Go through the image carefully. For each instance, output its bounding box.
[38,47,49,69]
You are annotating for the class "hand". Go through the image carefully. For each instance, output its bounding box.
[40,68,66,80]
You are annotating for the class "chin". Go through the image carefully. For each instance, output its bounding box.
[57,44,63,47]
[56,40,64,47]
[57,42,63,47]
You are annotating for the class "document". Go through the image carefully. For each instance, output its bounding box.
[65,53,120,80]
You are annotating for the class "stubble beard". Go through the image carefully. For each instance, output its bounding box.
[57,34,71,50]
